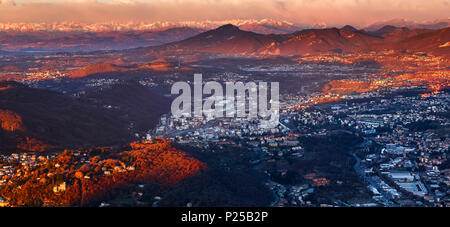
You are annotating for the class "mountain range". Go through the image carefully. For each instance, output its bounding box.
[0,19,300,33]
[125,24,449,58]
[0,27,203,52]
[2,18,448,53]
[364,18,450,31]
[0,19,301,52]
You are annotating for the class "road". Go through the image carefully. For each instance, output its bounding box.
[252,147,280,207]
[349,152,398,207]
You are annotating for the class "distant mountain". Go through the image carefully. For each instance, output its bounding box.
[367,25,433,43]
[0,19,301,34]
[141,23,450,57]
[130,24,382,56]
[0,27,203,52]
[365,18,450,31]
[237,19,301,34]
[392,27,450,57]
[270,28,381,55]
[127,24,277,56]
[0,19,304,52]
[341,25,359,32]
[0,50,9,55]
[68,63,130,78]
[3,21,444,59]
[369,25,409,36]
[368,27,450,58]
[165,24,280,54]
[3,18,447,53]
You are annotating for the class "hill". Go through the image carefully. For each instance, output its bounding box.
[0,81,132,153]
[368,27,450,58]
[129,24,383,57]
[271,28,381,55]
[154,24,281,55]
[0,139,206,206]
[68,63,130,78]
[365,18,450,31]
[0,27,203,52]
[80,80,170,132]
[0,81,170,153]
[368,26,433,43]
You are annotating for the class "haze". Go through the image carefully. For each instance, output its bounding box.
[0,0,449,27]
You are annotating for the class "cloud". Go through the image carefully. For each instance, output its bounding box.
[0,0,16,6]
[0,0,448,26]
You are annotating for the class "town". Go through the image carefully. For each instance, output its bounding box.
[0,48,449,207]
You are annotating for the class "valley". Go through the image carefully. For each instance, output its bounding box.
[0,21,449,207]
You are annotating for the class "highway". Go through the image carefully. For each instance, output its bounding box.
[349,152,398,207]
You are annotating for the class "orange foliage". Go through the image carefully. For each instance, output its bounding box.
[321,69,449,99]
[312,178,331,187]
[394,70,450,92]
[68,63,127,78]
[140,58,193,71]
[322,80,373,94]
[16,137,56,152]
[0,139,206,206]
[311,95,343,104]
[0,109,25,131]
[126,139,207,185]
[0,84,13,91]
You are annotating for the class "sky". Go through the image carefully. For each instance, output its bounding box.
[0,0,449,27]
